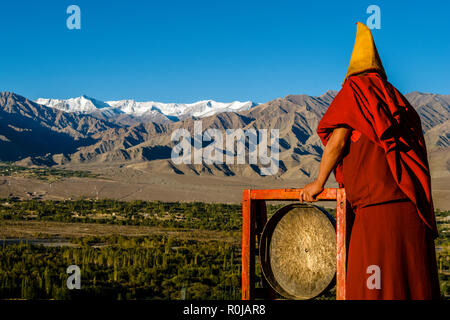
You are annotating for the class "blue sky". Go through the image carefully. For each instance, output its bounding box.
[0,0,448,103]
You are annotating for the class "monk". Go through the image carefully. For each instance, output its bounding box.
[299,22,440,300]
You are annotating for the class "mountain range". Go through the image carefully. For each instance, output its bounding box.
[0,91,448,180]
[35,96,258,126]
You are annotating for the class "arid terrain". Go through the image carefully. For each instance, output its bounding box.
[0,90,448,209]
[0,220,237,243]
[0,160,449,210]
[0,163,340,207]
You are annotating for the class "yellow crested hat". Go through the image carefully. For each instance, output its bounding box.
[344,22,386,84]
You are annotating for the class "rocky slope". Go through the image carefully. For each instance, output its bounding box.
[1,91,448,179]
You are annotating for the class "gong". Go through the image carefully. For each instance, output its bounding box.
[259,203,336,300]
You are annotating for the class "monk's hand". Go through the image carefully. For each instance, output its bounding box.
[299,180,324,202]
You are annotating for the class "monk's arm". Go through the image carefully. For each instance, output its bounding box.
[316,127,350,186]
[299,127,350,202]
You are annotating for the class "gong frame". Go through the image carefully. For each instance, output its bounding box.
[241,188,351,300]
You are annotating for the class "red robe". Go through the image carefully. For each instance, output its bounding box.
[317,72,437,237]
[317,72,440,299]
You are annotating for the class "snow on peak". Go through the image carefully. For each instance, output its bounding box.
[35,96,258,122]
[36,95,111,114]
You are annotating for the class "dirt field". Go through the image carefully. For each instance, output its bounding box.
[0,162,448,210]
[0,220,238,243]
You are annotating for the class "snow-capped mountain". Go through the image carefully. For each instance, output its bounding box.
[35,95,258,124]
[36,95,114,113]
[3,91,448,183]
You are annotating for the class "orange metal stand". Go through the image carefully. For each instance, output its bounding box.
[241,188,351,300]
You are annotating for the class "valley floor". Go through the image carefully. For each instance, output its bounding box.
[0,162,449,210]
